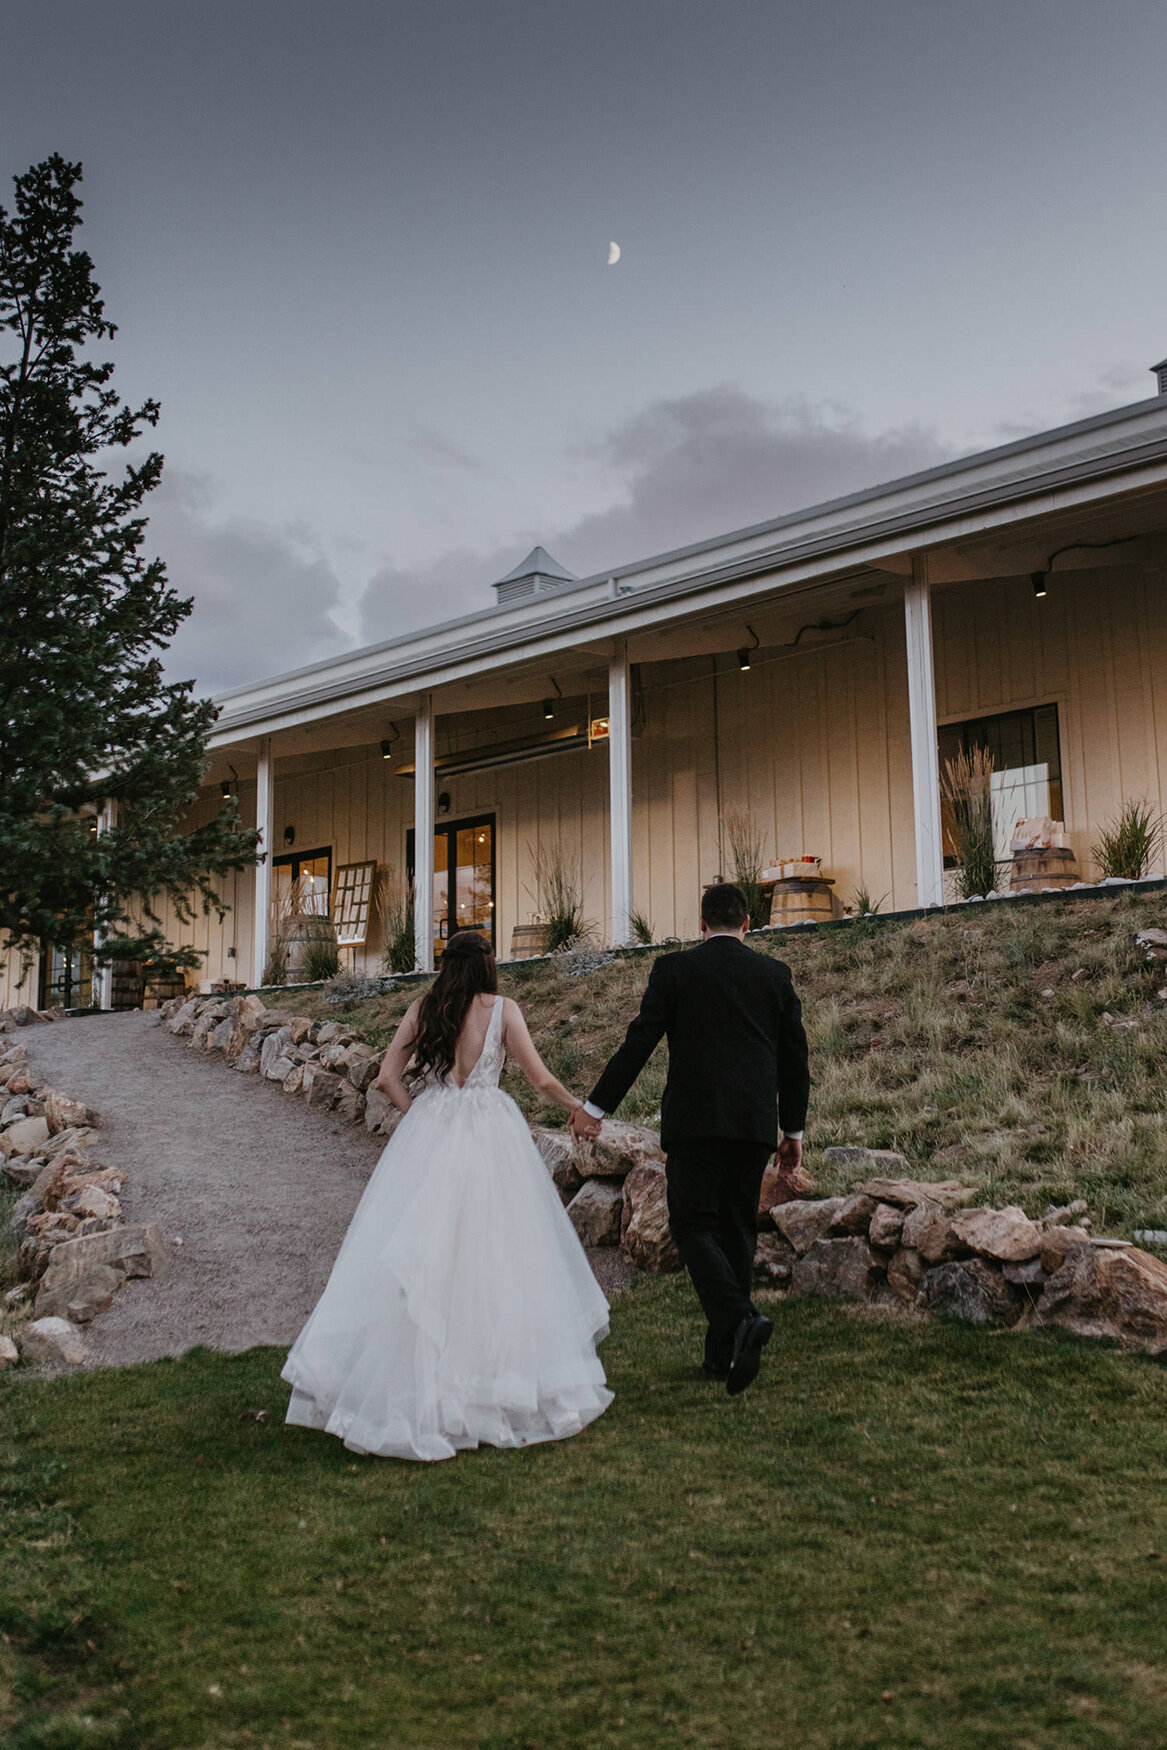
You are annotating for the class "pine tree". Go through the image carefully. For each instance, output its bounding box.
[0,154,257,985]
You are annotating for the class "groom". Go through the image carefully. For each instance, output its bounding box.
[571,883,809,1395]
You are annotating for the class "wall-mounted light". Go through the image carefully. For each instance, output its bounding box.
[542,677,563,720]
[737,624,761,670]
[1029,535,1141,603]
[220,763,239,799]
[283,825,295,847]
[437,791,451,815]
[380,722,401,760]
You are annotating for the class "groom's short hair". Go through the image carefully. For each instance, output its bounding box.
[701,882,749,931]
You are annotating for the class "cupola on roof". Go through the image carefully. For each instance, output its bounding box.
[492,546,576,605]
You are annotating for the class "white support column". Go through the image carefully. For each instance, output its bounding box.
[608,642,633,946]
[413,695,435,973]
[251,737,274,987]
[904,556,945,909]
[93,799,117,1010]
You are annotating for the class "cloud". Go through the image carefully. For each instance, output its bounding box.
[357,386,953,643]
[148,468,351,696]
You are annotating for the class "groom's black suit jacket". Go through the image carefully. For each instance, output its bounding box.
[588,936,809,1151]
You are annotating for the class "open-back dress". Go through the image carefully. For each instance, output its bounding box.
[282,996,613,1460]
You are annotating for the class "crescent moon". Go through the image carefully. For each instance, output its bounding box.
[607,241,621,266]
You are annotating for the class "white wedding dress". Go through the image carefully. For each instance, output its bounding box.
[282,996,613,1460]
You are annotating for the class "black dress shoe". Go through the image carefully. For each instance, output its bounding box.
[726,1313,772,1397]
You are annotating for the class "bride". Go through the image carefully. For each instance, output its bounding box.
[282,929,613,1461]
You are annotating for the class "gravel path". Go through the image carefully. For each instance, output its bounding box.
[19,1011,633,1371]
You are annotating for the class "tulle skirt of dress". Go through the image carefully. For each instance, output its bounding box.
[281,1084,613,1461]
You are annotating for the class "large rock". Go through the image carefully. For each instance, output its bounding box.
[342,1047,383,1092]
[191,1001,232,1049]
[35,1262,123,1323]
[282,1065,306,1097]
[1037,1243,1167,1355]
[620,1163,681,1273]
[869,1202,906,1249]
[886,1245,926,1303]
[303,1065,343,1112]
[826,1194,877,1237]
[0,1115,50,1157]
[42,1090,100,1134]
[41,1223,167,1285]
[334,1088,366,1125]
[232,993,270,1031]
[853,1178,979,1210]
[902,1202,971,1263]
[264,1054,296,1084]
[209,1016,238,1054]
[363,1084,396,1133]
[234,1038,263,1074]
[532,1129,583,1204]
[167,997,203,1035]
[919,1258,1021,1326]
[3,1155,50,1191]
[566,1179,624,1246]
[260,1027,294,1078]
[757,1160,816,1223]
[791,1236,883,1301]
[949,1206,1042,1263]
[60,1184,120,1221]
[772,1197,850,1255]
[822,1146,909,1174]
[19,1317,86,1365]
[754,1230,797,1286]
[0,1334,18,1369]
[1039,1226,1092,1274]
[43,1125,98,1159]
[574,1122,664,1180]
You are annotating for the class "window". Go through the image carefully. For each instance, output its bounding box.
[273,847,332,916]
[938,704,1063,866]
[407,814,496,960]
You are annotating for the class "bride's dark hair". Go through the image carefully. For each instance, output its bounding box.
[412,930,499,1082]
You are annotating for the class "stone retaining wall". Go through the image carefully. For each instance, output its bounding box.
[158,995,1167,1357]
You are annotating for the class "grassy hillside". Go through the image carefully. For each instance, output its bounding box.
[279,889,1167,1240]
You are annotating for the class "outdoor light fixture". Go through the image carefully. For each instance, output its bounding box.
[437,791,451,815]
[220,763,239,799]
[542,677,562,720]
[283,826,295,847]
[737,624,761,670]
[1029,535,1141,602]
[380,722,401,760]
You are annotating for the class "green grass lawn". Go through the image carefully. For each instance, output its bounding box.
[5,1279,1167,1750]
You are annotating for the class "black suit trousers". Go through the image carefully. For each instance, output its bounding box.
[665,1138,771,1368]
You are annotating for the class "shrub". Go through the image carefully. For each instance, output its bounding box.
[377,884,417,975]
[941,746,999,899]
[1092,797,1164,881]
[530,842,593,952]
[324,970,384,1008]
[724,806,770,929]
[301,936,341,982]
[629,907,655,946]
[851,884,887,917]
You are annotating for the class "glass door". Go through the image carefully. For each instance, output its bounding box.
[408,814,495,961]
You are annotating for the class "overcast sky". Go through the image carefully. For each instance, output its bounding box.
[4,1,1166,693]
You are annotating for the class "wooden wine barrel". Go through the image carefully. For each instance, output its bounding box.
[766,877,836,929]
[141,973,187,1011]
[109,960,144,1010]
[509,922,552,960]
[283,913,339,979]
[1009,846,1078,893]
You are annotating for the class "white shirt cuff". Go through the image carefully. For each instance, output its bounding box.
[781,1131,803,1141]
[583,1101,605,1119]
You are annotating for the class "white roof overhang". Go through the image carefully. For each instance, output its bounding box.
[208,393,1167,754]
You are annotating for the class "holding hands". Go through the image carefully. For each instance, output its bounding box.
[570,1103,602,1144]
